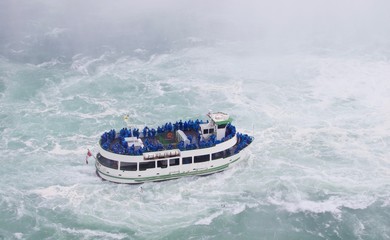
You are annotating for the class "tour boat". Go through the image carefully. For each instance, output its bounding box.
[95,112,253,184]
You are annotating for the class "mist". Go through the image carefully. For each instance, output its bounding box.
[1,1,390,239]
[1,0,390,63]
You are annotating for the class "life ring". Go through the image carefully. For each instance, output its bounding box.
[167,132,174,139]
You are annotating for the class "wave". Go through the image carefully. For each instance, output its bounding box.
[267,194,378,215]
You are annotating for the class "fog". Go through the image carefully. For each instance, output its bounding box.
[1,2,390,239]
[1,0,390,62]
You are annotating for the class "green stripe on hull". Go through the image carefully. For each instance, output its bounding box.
[96,157,240,183]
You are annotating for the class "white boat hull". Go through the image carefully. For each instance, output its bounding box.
[94,112,253,184]
[95,149,248,184]
[95,137,250,184]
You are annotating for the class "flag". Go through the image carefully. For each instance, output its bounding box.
[86,149,92,164]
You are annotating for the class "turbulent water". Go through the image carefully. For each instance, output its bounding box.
[1,0,390,239]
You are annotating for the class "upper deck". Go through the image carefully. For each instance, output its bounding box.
[95,113,254,183]
[100,119,237,156]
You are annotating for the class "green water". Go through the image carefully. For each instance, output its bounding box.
[1,0,390,239]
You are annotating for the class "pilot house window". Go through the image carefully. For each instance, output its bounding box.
[212,151,224,160]
[97,153,118,169]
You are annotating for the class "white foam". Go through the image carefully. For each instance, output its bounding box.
[70,54,107,75]
[44,27,67,38]
[10,49,25,54]
[14,233,23,239]
[187,37,203,43]
[36,58,62,68]
[134,48,147,54]
[60,227,127,239]
[195,211,224,225]
[48,142,91,156]
[31,184,86,208]
[310,57,390,113]
[267,193,377,215]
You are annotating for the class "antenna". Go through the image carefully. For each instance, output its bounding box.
[207,109,212,117]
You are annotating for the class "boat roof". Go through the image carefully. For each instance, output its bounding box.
[207,112,232,125]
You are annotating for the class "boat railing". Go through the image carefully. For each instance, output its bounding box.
[99,121,238,156]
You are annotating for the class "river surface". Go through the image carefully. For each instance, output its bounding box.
[0,1,389,239]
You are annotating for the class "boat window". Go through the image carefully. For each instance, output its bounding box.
[218,124,227,129]
[209,128,214,134]
[139,161,156,171]
[203,129,209,134]
[120,162,137,171]
[97,153,118,169]
[194,154,210,163]
[212,151,224,160]
[182,157,192,164]
[157,160,168,168]
[169,158,180,166]
[224,148,233,158]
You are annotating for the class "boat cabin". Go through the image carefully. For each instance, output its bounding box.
[199,112,232,141]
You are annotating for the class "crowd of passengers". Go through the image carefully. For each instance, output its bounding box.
[100,120,251,155]
[120,119,209,139]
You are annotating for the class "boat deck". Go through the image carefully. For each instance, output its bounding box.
[139,129,199,149]
[100,121,251,156]
[107,129,201,154]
